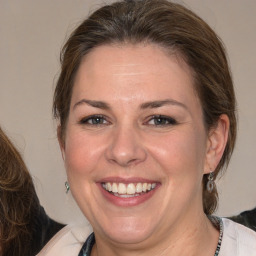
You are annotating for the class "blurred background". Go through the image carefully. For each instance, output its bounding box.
[0,0,255,224]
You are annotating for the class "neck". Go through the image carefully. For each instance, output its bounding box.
[91,213,219,256]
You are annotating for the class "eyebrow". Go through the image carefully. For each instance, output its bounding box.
[73,99,110,110]
[140,99,187,110]
[73,98,187,111]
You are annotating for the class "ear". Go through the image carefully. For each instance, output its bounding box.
[204,114,230,174]
[57,125,66,161]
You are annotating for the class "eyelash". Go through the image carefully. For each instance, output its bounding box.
[146,115,177,126]
[79,115,109,126]
[79,114,177,127]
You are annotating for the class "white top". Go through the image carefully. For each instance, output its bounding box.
[37,223,92,256]
[37,218,256,256]
[219,218,256,255]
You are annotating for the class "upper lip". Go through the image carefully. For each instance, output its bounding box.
[98,176,160,184]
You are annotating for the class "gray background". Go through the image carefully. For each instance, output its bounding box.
[0,0,255,224]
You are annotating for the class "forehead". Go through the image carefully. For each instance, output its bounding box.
[71,43,199,108]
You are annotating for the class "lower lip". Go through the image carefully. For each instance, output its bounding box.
[97,183,159,207]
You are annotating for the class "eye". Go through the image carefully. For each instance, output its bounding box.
[79,115,109,125]
[147,115,177,126]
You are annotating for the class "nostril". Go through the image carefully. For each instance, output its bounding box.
[105,144,147,167]
[105,127,147,166]
[107,154,142,167]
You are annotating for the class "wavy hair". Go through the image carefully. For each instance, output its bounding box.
[0,127,39,255]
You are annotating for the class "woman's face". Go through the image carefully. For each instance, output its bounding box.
[61,44,212,246]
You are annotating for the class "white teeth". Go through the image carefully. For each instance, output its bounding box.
[102,182,157,196]
[112,183,118,193]
[127,183,136,194]
[136,183,143,193]
[118,183,126,194]
[106,182,112,192]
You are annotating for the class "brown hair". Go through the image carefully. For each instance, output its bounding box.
[0,127,39,255]
[53,0,237,214]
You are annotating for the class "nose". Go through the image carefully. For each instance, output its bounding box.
[105,125,147,167]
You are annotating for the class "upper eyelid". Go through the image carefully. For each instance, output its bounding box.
[144,115,177,124]
[79,114,109,123]
[78,114,177,124]
[146,115,176,120]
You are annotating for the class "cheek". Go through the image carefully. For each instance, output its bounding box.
[64,130,104,177]
[148,129,207,177]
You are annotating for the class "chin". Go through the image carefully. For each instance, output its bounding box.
[97,217,155,244]
[106,228,153,245]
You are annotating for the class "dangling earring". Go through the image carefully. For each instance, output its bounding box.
[65,181,70,193]
[207,172,215,193]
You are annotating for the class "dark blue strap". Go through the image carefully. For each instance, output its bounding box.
[78,233,95,256]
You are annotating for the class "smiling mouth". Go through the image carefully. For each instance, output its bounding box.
[101,182,157,198]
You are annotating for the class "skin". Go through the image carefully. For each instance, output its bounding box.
[60,43,229,256]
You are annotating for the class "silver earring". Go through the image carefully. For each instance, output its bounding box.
[207,172,215,193]
[65,181,70,193]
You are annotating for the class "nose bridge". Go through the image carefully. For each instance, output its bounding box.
[106,121,146,166]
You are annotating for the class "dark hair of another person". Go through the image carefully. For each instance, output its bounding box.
[53,0,237,215]
[0,127,65,256]
[228,207,256,232]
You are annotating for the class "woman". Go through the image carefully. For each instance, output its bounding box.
[0,127,65,256]
[39,0,256,255]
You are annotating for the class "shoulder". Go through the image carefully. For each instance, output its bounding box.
[36,223,92,256]
[219,218,256,256]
